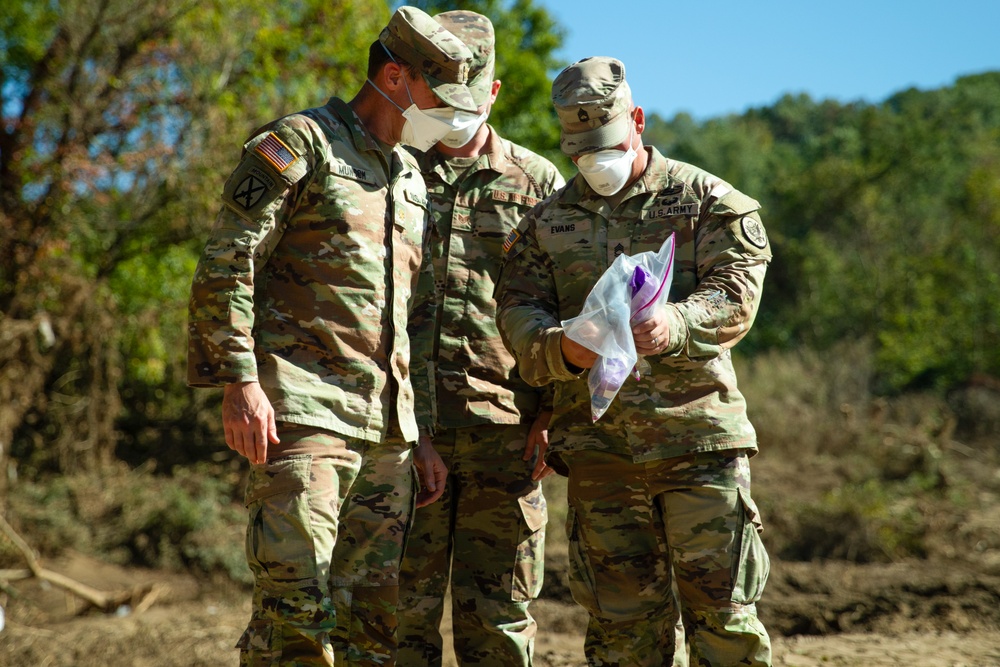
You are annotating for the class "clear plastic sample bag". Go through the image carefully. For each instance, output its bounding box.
[561,235,676,421]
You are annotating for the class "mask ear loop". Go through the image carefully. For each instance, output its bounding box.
[367,42,416,111]
[623,109,636,154]
[367,77,405,112]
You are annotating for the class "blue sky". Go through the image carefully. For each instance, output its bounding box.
[537,0,1000,120]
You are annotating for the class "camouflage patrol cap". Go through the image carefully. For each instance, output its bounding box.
[433,10,496,108]
[380,6,477,112]
[551,56,632,156]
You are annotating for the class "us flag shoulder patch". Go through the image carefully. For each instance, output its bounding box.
[255,132,298,172]
[502,228,521,254]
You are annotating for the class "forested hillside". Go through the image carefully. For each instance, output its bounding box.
[645,72,1000,391]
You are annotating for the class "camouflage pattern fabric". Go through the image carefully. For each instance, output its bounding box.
[432,10,496,108]
[187,97,430,445]
[550,56,632,157]
[398,424,547,666]
[495,146,772,467]
[494,145,772,665]
[189,95,433,665]
[400,126,562,666]
[409,126,564,431]
[379,6,476,112]
[237,425,414,667]
[563,450,771,667]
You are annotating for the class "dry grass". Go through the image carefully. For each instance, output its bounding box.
[4,341,998,581]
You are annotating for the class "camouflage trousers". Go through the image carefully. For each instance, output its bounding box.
[397,423,547,666]
[563,449,771,667]
[237,424,414,667]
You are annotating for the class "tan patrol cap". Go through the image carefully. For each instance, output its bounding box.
[433,10,496,109]
[551,56,632,156]
[380,6,477,112]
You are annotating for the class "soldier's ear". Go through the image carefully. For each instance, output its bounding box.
[381,60,405,93]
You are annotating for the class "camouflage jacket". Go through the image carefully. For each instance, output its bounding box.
[495,146,771,467]
[409,126,564,434]
[187,97,430,444]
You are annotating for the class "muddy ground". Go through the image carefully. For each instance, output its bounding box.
[2,547,999,666]
[3,412,1000,666]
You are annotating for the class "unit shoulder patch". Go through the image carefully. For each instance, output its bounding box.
[725,212,771,257]
[740,216,768,249]
[222,155,291,223]
[232,167,275,210]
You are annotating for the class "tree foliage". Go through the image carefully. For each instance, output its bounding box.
[647,73,1000,391]
[0,0,388,486]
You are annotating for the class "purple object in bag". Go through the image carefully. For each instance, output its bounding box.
[628,265,666,322]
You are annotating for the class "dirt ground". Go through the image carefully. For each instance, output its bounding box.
[4,419,1000,667]
[2,549,999,667]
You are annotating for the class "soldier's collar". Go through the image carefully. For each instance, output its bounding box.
[480,125,508,173]
[328,97,383,154]
[636,145,669,194]
[426,124,505,178]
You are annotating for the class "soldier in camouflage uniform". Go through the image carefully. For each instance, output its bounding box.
[397,11,565,667]
[494,56,773,666]
[187,7,479,666]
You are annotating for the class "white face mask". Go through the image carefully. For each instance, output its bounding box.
[438,109,488,148]
[367,46,464,151]
[399,103,457,151]
[575,123,637,196]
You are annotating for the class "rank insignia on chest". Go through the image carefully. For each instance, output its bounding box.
[503,228,521,253]
[255,133,298,173]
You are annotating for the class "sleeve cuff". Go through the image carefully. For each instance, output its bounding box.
[545,328,586,381]
[661,304,689,356]
[187,321,258,387]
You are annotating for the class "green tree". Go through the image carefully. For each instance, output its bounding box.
[0,0,387,491]
[646,74,1000,390]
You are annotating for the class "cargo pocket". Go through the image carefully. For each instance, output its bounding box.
[512,485,547,602]
[235,618,279,666]
[565,503,600,615]
[731,486,770,604]
[245,455,317,580]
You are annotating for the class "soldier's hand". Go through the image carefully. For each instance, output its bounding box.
[413,435,448,508]
[560,331,598,370]
[525,410,554,480]
[222,381,279,465]
[632,306,671,356]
